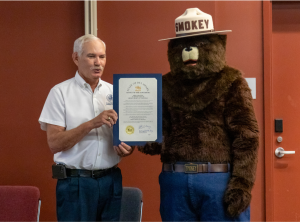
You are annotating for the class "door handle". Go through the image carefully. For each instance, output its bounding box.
[275,147,295,158]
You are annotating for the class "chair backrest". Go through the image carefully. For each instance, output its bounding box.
[119,187,143,222]
[0,186,41,222]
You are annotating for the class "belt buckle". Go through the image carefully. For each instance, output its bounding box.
[91,170,96,178]
[184,163,198,173]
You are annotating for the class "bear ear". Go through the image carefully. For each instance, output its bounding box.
[218,35,227,48]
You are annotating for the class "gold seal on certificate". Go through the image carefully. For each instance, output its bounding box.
[126,125,134,134]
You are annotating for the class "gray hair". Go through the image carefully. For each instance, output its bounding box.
[73,34,106,56]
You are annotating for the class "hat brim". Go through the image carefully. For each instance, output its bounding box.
[158,30,232,41]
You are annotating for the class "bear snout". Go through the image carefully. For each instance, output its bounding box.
[182,47,199,66]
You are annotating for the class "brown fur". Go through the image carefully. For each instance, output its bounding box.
[139,34,259,217]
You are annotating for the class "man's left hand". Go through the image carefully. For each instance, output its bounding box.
[114,142,135,157]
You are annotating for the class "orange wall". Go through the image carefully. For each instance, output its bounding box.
[0,2,84,221]
[0,1,264,221]
[98,1,264,221]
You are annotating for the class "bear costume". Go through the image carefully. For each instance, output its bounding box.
[138,8,259,221]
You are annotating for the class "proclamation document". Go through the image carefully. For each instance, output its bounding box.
[113,74,162,146]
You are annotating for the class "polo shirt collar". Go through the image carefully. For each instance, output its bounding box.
[75,71,102,89]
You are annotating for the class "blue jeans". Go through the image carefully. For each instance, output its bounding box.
[159,169,250,221]
[56,167,122,221]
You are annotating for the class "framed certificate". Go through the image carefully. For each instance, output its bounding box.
[113,74,162,146]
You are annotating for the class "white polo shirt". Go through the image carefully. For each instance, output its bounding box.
[39,71,120,170]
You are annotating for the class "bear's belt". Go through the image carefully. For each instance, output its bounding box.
[163,163,230,173]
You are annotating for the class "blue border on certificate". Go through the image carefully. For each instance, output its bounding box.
[113,74,162,146]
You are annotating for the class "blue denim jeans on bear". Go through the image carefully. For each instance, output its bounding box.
[159,168,250,222]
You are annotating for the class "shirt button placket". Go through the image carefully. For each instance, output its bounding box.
[92,92,98,159]
[93,90,102,163]
[93,94,97,116]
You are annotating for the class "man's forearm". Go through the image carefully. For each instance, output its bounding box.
[47,121,95,154]
[46,109,116,154]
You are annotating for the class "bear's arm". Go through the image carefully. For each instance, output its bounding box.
[223,76,259,217]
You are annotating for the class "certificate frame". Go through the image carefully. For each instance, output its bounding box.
[113,74,162,146]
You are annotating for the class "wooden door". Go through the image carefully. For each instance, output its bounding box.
[264,2,300,221]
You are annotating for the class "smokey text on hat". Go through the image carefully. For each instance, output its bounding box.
[176,19,209,32]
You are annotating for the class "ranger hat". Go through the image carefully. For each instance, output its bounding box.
[159,8,231,41]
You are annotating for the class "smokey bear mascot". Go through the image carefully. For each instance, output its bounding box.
[138,8,259,222]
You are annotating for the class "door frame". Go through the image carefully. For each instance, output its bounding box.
[263,1,274,221]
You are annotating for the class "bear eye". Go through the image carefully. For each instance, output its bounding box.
[195,41,208,47]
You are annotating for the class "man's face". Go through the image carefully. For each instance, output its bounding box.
[73,39,106,83]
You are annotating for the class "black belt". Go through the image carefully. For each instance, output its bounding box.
[66,166,117,179]
[163,163,230,173]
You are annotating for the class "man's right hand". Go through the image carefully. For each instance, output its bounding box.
[90,109,118,128]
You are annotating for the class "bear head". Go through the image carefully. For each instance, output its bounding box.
[167,34,227,80]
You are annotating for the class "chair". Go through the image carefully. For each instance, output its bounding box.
[120,187,143,222]
[0,186,41,222]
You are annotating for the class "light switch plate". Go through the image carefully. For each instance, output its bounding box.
[245,78,256,99]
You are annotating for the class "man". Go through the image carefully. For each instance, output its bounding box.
[39,34,133,221]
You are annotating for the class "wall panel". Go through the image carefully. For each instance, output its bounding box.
[98,1,264,221]
[0,2,84,220]
[0,1,264,221]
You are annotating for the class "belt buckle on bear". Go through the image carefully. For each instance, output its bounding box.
[184,163,198,173]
